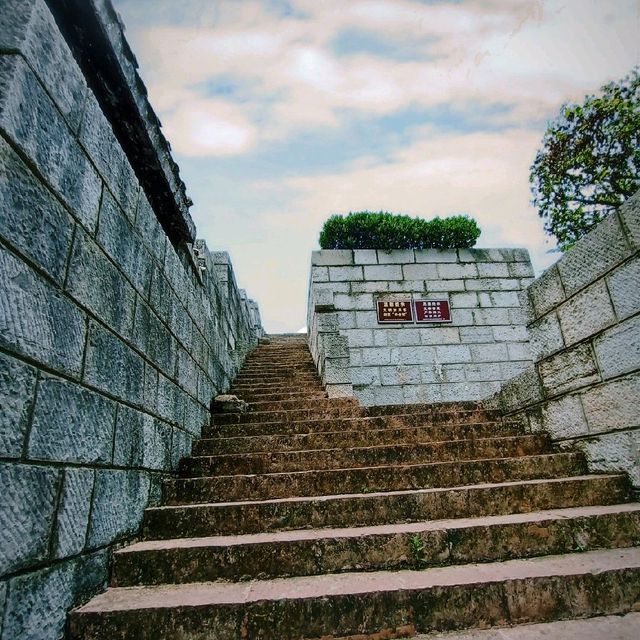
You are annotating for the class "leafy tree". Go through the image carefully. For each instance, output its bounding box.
[530,68,640,251]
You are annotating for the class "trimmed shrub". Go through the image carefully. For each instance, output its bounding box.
[318,211,481,250]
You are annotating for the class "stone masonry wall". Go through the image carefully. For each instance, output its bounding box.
[308,247,534,405]
[496,192,640,489]
[0,1,262,638]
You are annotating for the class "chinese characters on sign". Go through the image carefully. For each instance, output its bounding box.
[415,299,451,323]
[376,299,451,324]
[376,300,414,323]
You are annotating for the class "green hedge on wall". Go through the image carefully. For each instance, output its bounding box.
[318,211,481,250]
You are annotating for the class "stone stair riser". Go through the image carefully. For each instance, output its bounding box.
[182,435,550,476]
[242,398,357,413]
[194,423,524,455]
[113,510,640,586]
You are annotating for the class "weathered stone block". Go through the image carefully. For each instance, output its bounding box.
[517,289,535,326]
[355,310,380,329]
[507,342,532,361]
[507,261,535,278]
[415,249,457,263]
[557,279,616,347]
[311,266,329,282]
[343,329,374,348]
[497,367,543,413]
[113,405,144,467]
[557,212,631,296]
[0,0,87,131]
[66,230,136,337]
[469,343,508,363]
[528,312,565,361]
[386,328,421,346]
[419,327,460,345]
[607,256,640,321]
[350,280,388,293]
[84,322,144,406]
[3,550,108,640]
[353,249,377,264]
[477,262,509,278]
[132,301,175,375]
[492,326,529,342]
[464,278,523,291]
[334,293,374,310]
[54,468,94,559]
[352,366,381,385]
[390,346,436,365]
[157,373,183,426]
[97,190,152,296]
[376,249,415,264]
[171,428,192,471]
[536,394,589,440]
[458,326,494,344]
[0,55,100,230]
[0,351,36,458]
[425,278,465,291]
[465,363,502,382]
[0,462,59,575]
[538,342,600,396]
[328,266,363,281]
[526,264,565,318]
[450,292,478,308]
[399,263,436,280]
[336,310,356,330]
[434,344,472,363]
[580,429,640,487]
[596,315,640,381]
[28,376,116,464]
[581,374,640,434]
[311,250,353,265]
[142,417,172,471]
[436,263,478,279]
[363,264,402,280]
[87,469,150,548]
[0,138,74,284]
[361,347,391,366]
[471,308,512,326]
[0,245,86,376]
[478,291,520,308]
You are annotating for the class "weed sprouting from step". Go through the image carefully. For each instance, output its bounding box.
[409,534,427,567]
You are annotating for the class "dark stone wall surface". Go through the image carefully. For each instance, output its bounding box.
[0,1,263,638]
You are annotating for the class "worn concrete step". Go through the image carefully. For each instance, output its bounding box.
[194,422,523,456]
[113,503,640,586]
[240,361,316,371]
[148,474,630,538]
[230,378,324,391]
[244,397,357,413]
[243,352,314,362]
[232,375,321,387]
[166,452,586,504]
[211,406,497,427]
[181,434,551,476]
[69,547,640,640]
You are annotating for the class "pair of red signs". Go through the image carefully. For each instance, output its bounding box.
[376,299,451,324]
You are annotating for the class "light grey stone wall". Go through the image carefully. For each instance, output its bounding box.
[307,247,534,404]
[0,1,263,638]
[496,192,640,489]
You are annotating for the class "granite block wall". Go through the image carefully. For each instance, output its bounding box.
[0,1,262,638]
[308,247,534,404]
[496,192,640,489]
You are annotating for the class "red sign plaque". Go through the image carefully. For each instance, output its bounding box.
[415,299,451,323]
[377,300,414,323]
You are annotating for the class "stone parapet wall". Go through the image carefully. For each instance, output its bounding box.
[0,1,262,637]
[307,247,535,404]
[496,192,640,488]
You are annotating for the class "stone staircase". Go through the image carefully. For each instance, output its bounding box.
[69,334,640,639]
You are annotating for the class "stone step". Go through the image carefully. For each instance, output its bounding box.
[194,422,523,455]
[244,397,357,413]
[68,546,640,640]
[234,390,328,403]
[181,434,551,476]
[211,406,498,427]
[165,452,586,504]
[229,381,325,394]
[240,361,317,371]
[149,474,629,539]
[232,374,321,386]
[112,503,640,586]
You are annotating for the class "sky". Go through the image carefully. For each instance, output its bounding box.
[111,0,640,333]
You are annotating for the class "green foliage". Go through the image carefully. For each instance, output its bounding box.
[318,211,481,250]
[530,67,640,251]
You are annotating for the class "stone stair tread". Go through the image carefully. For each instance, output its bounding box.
[74,546,640,613]
[188,433,546,460]
[156,474,624,510]
[120,502,640,552]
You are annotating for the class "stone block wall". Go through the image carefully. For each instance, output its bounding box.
[0,1,262,638]
[307,247,535,404]
[496,192,640,489]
